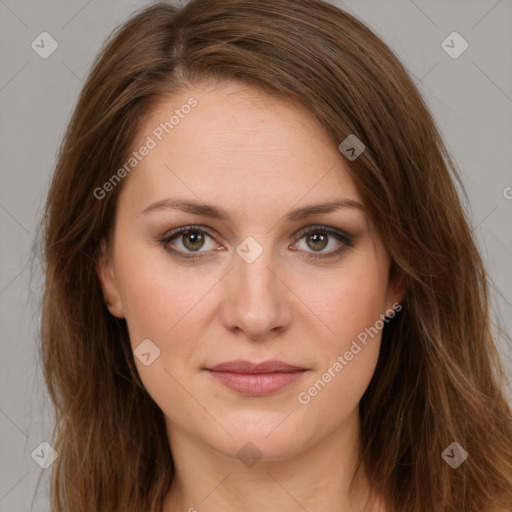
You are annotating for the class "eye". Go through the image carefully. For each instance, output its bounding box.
[160,226,220,260]
[291,226,353,259]
[160,225,353,262]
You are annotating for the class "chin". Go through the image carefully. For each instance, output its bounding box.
[207,412,315,462]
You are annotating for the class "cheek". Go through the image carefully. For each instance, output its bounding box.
[294,278,385,421]
[295,259,389,351]
[291,258,387,405]
[115,247,214,344]
[114,255,216,415]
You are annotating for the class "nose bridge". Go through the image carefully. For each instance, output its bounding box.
[234,234,279,299]
[221,234,291,338]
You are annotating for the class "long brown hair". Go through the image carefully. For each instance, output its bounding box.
[40,1,512,510]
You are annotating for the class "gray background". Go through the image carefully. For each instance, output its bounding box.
[1,0,511,510]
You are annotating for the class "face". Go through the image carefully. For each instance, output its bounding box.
[97,79,403,462]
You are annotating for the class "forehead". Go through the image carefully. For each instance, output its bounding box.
[119,80,362,215]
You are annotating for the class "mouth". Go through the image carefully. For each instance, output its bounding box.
[204,360,308,396]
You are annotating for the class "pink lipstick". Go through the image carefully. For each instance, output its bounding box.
[205,360,307,395]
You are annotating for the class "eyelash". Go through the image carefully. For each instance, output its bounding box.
[159,225,354,262]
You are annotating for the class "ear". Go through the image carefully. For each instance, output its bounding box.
[384,260,407,314]
[95,237,125,318]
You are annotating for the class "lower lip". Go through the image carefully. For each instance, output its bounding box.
[206,370,306,395]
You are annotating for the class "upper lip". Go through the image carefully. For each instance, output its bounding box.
[206,360,307,373]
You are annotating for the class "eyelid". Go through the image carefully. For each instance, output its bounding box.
[291,224,353,246]
[161,225,220,244]
[160,224,353,260]
[160,224,220,248]
[159,225,222,262]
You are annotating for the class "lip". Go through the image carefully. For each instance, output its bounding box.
[205,359,308,395]
[207,359,306,373]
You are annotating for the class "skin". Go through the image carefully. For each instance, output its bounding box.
[96,79,404,512]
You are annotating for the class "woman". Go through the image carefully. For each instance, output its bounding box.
[40,0,512,510]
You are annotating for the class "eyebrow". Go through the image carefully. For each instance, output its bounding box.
[141,198,365,221]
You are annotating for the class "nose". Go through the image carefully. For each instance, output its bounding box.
[220,239,293,341]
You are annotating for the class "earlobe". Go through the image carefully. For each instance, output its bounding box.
[95,237,125,318]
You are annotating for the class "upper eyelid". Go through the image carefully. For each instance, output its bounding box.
[162,224,351,249]
[292,224,350,239]
[163,225,220,244]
